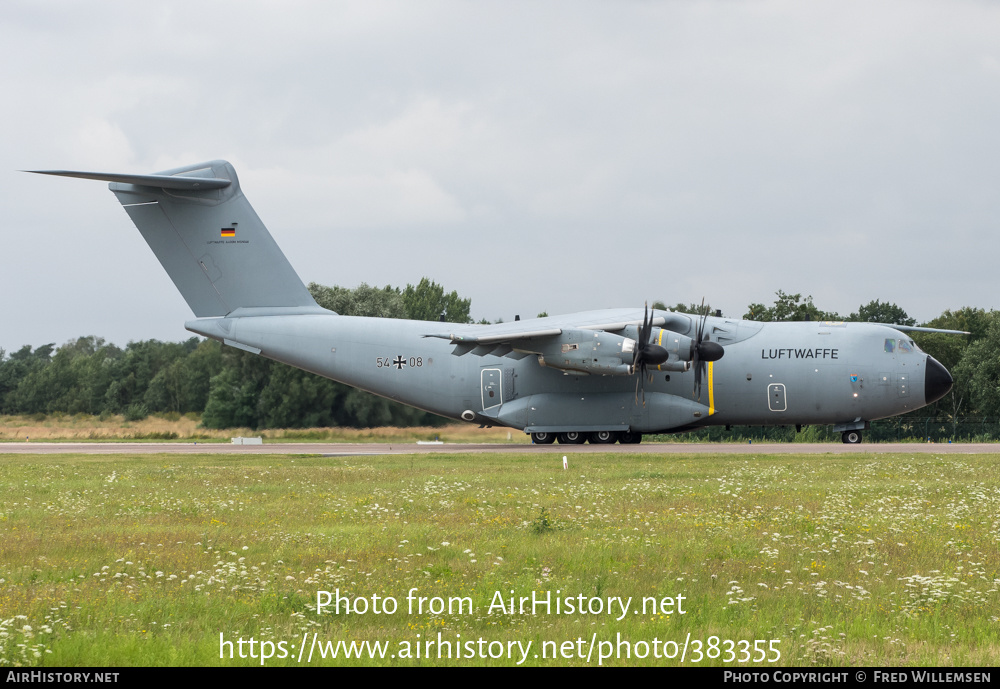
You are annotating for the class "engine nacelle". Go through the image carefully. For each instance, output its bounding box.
[656,359,691,372]
[621,325,697,361]
[650,327,698,360]
[525,329,636,376]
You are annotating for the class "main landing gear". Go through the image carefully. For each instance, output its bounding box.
[557,431,586,444]
[589,430,616,444]
[530,431,643,445]
[530,431,556,444]
[841,430,862,444]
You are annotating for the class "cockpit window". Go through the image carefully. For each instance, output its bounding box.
[884,338,895,353]
[897,340,912,353]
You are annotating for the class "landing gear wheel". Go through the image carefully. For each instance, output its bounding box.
[557,431,586,444]
[842,430,862,444]
[618,431,643,444]
[589,430,617,444]
[531,431,556,444]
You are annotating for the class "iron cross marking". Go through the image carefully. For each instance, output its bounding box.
[392,356,406,370]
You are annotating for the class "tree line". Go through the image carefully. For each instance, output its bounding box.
[0,279,469,429]
[728,290,1000,429]
[1,285,998,433]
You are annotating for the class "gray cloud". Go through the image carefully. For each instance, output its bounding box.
[3,0,999,351]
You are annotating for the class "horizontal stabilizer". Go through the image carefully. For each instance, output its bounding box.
[26,169,231,191]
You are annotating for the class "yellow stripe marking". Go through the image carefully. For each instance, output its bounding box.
[655,330,665,370]
[708,361,715,416]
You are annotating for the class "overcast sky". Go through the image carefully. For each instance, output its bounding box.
[3,1,999,353]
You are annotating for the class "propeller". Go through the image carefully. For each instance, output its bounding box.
[632,303,669,404]
[691,299,725,400]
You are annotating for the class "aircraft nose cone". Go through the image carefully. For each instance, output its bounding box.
[924,356,953,405]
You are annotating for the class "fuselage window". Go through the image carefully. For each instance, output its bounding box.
[884,338,895,353]
[897,340,912,353]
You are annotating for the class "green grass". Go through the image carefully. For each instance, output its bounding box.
[1,451,998,666]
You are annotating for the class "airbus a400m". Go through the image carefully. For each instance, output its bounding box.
[31,161,958,445]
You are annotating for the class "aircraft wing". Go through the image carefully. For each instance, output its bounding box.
[423,308,694,356]
[878,323,971,335]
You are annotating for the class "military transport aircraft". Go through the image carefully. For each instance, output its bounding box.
[30,160,959,444]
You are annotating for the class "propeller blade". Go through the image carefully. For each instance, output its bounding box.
[696,298,708,341]
[692,298,710,401]
[634,302,657,406]
[641,303,651,346]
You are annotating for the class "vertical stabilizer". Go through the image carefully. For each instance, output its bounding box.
[33,160,319,317]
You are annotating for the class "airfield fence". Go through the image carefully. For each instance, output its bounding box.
[867,416,1000,443]
[654,417,1000,444]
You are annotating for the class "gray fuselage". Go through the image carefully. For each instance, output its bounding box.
[187,311,942,435]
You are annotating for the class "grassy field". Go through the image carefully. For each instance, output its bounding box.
[0,450,998,667]
[0,414,528,444]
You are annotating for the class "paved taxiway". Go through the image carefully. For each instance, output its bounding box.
[2,442,996,456]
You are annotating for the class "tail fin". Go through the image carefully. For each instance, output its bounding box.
[31,160,319,318]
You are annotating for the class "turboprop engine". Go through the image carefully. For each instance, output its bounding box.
[619,324,700,372]
[525,329,637,376]
[524,324,717,377]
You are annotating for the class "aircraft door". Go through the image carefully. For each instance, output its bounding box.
[481,368,502,410]
[503,367,516,401]
[767,383,787,412]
